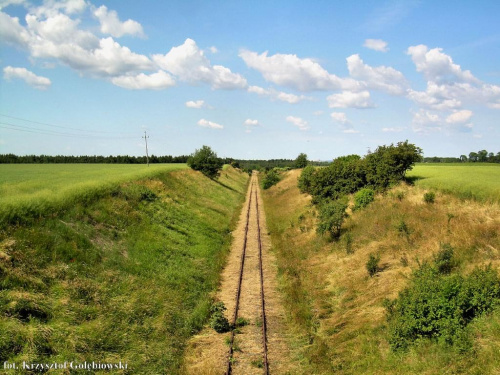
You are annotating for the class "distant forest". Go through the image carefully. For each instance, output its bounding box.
[0,154,328,168]
[1,149,499,165]
[423,149,500,163]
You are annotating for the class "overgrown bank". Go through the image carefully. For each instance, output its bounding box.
[0,166,248,374]
[262,169,500,374]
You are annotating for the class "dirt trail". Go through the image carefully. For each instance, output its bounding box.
[184,173,295,374]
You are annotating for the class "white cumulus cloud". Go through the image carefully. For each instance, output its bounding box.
[407,45,500,113]
[185,100,205,108]
[240,49,362,92]
[446,110,473,124]
[93,5,145,38]
[111,70,175,90]
[363,39,389,52]
[407,44,479,84]
[197,118,223,129]
[286,115,309,131]
[327,91,375,108]
[244,119,259,126]
[153,38,247,89]
[247,85,309,103]
[3,66,51,89]
[330,112,349,124]
[346,54,408,95]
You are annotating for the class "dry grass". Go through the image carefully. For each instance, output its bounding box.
[262,169,500,374]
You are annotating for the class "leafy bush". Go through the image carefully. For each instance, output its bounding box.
[210,302,230,333]
[424,191,436,203]
[316,199,348,239]
[298,165,316,194]
[366,253,381,277]
[302,141,422,204]
[434,243,455,274]
[353,188,375,210]
[386,264,500,351]
[365,141,423,189]
[262,169,280,189]
[309,156,365,202]
[187,145,223,179]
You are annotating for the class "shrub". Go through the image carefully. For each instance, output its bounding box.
[434,243,455,274]
[316,199,348,239]
[424,191,436,203]
[395,191,406,201]
[298,165,316,194]
[396,219,413,242]
[353,188,375,210]
[309,157,365,201]
[386,264,500,351]
[209,302,230,333]
[262,169,280,190]
[187,145,223,179]
[366,253,381,277]
[344,232,354,254]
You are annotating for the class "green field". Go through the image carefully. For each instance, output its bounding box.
[0,164,187,224]
[407,163,500,203]
[0,166,249,373]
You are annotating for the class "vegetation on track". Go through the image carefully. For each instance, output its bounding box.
[0,166,248,374]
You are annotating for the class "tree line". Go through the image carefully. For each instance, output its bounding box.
[424,149,500,163]
[0,154,189,164]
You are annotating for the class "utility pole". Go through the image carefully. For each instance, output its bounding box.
[142,131,149,166]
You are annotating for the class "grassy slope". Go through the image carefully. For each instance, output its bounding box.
[407,163,500,203]
[262,169,500,374]
[0,164,187,224]
[0,166,248,374]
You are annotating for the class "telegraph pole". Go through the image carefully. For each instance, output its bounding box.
[142,131,150,166]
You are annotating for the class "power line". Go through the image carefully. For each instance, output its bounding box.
[0,113,137,135]
[0,122,137,139]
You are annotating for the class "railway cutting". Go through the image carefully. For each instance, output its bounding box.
[184,172,295,374]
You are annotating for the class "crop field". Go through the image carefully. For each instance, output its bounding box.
[0,164,187,224]
[407,163,500,203]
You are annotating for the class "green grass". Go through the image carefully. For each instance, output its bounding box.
[262,169,500,374]
[407,163,500,203]
[0,164,187,225]
[0,166,249,374]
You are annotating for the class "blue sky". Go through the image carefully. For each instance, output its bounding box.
[1,0,499,160]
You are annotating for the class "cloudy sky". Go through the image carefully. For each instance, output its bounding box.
[1,0,499,160]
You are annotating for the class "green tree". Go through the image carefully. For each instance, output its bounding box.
[468,152,478,162]
[477,150,488,162]
[365,140,422,189]
[187,145,223,179]
[294,153,308,168]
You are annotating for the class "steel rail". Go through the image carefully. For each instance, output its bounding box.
[225,175,269,374]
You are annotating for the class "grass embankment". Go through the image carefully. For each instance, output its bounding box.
[0,164,187,224]
[407,163,500,203]
[262,169,500,374]
[0,166,249,374]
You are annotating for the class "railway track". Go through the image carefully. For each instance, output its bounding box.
[225,174,269,375]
